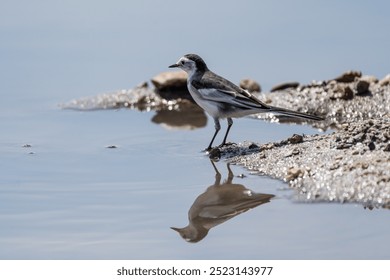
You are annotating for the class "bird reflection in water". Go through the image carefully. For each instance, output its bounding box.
[171,161,274,243]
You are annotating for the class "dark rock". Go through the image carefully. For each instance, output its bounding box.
[368,142,376,151]
[355,79,370,95]
[208,148,221,161]
[248,143,259,149]
[106,145,118,149]
[384,144,390,152]
[336,143,353,149]
[240,79,261,93]
[342,86,354,100]
[270,82,300,92]
[333,70,362,83]
[332,84,354,100]
[288,134,304,144]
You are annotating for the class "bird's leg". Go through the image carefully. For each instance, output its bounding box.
[226,163,234,184]
[207,118,221,151]
[221,118,233,146]
[210,160,222,185]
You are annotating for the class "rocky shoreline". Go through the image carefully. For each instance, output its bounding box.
[62,70,390,208]
[215,118,390,209]
[216,72,390,209]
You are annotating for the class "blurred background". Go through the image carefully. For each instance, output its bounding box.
[1,0,389,104]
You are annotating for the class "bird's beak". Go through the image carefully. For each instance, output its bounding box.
[169,63,179,68]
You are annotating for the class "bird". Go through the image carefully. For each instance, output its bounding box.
[169,54,324,151]
[171,160,274,242]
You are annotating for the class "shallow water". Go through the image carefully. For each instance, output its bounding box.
[1,103,389,259]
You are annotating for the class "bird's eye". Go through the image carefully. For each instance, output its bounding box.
[180,61,185,65]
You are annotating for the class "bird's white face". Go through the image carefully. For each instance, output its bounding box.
[172,57,197,76]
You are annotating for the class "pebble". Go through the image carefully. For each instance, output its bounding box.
[239,79,261,93]
[332,70,362,83]
[284,148,300,157]
[288,134,304,144]
[286,167,304,181]
[270,82,300,92]
[106,145,118,149]
[355,79,370,95]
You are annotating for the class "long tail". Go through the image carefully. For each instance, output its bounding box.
[267,105,324,121]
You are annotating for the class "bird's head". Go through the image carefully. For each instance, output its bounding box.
[169,54,208,75]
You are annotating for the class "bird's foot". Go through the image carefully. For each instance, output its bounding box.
[207,147,221,161]
[203,142,234,153]
[204,142,237,161]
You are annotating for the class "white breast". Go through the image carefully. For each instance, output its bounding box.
[187,81,221,118]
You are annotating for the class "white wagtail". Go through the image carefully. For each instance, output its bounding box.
[169,54,324,150]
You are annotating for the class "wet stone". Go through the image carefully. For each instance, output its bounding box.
[248,143,259,149]
[288,134,304,144]
[208,148,221,161]
[341,85,354,100]
[368,142,376,151]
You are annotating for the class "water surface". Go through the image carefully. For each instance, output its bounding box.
[1,104,389,259]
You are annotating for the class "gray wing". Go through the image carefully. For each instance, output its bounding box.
[192,72,270,110]
[192,72,324,121]
[196,88,269,110]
